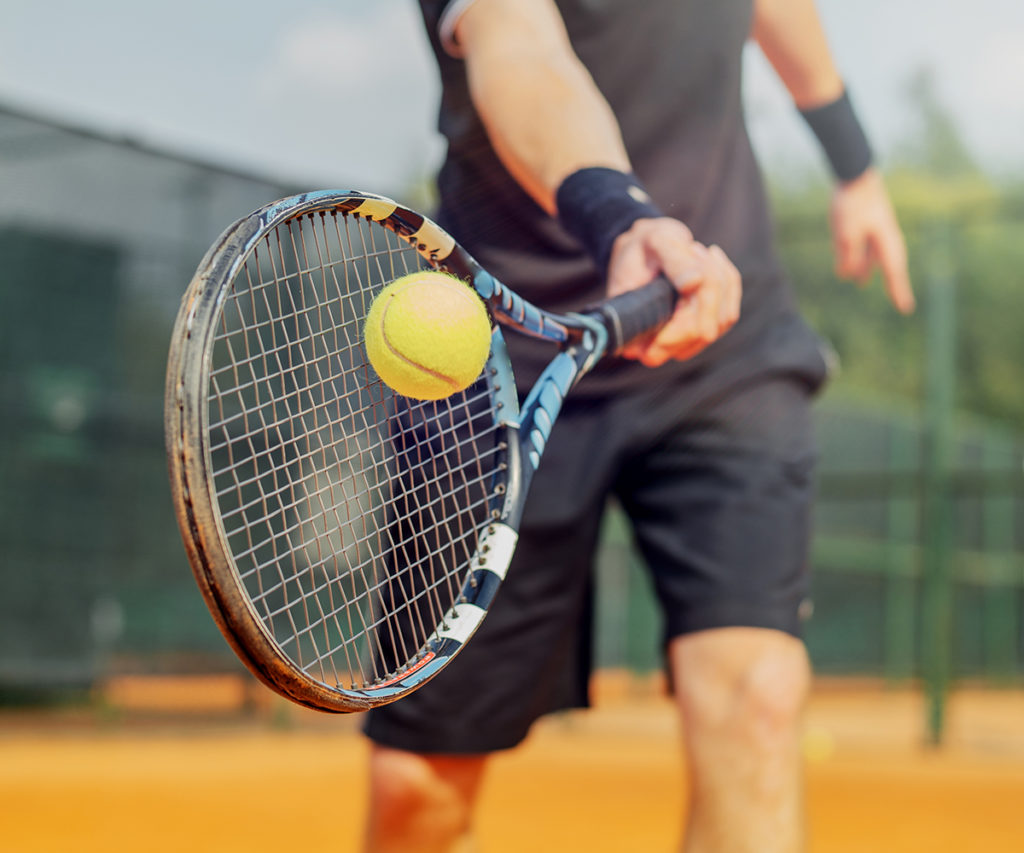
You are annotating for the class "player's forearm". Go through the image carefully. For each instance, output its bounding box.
[752,0,843,109]
[457,1,630,214]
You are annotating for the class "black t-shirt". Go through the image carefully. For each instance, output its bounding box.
[418,0,805,395]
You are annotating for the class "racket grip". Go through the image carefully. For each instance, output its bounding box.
[594,276,677,352]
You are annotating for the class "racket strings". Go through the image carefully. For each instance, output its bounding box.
[210,383,495,514]
[226,454,500,600]
[206,210,501,691]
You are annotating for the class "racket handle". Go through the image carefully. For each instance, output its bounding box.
[593,276,678,352]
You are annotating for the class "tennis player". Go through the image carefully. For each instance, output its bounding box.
[363,1,913,850]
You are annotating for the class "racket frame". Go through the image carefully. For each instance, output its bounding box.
[165,190,613,711]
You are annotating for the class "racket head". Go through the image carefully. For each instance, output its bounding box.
[165,191,522,712]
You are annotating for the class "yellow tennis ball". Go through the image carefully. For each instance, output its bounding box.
[364,270,491,400]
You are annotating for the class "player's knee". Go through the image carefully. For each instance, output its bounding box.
[677,635,810,750]
[732,646,810,748]
[367,748,477,849]
[370,752,459,824]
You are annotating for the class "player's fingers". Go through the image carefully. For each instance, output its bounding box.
[669,245,730,349]
[683,244,719,345]
[612,226,742,365]
[618,239,702,362]
[606,232,658,298]
[621,329,657,360]
[607,217,696,298]
[704,249,723,342]
[640,242,745,366]
[708,244,741,333]
[640,268,716,367]
[640,332,708,367]
[634,298,701,366]
[873,229,915,314]
[643,226,705,296]
[834,229,870,285]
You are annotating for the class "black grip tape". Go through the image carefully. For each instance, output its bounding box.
[596,276,677,352]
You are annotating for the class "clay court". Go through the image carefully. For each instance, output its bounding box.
[3,675,1023,852]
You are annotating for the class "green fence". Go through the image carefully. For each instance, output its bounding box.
[0,104,303,690]
[1,103,1021,743]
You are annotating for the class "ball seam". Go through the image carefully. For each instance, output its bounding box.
[378,292,462,391]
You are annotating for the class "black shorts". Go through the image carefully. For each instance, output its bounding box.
[364,313,829,754]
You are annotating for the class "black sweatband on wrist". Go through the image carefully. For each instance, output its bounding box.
[799,89,874,183]
[555,167,662,270]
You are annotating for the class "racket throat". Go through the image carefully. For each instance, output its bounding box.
[514,338,599,474]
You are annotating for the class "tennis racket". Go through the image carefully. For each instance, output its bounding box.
[165,190,676,712]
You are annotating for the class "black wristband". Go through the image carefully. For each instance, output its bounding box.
[799,89,874,183]
[555,167,662,270]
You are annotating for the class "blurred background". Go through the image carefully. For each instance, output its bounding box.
[1,0,1022,806]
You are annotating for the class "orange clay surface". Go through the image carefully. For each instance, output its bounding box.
[2,674,1023,852]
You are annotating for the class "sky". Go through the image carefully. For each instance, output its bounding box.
[1,0,1022,195]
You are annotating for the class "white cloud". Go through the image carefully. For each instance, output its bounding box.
[962,31,1024,110]
[262,7,431,97]
[249,5,444,191]
[940,28,1024,169]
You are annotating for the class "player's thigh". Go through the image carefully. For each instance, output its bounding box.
[616,375,818,639]
[364,401,619,753]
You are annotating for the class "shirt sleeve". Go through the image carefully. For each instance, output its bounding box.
[421,0,480,57]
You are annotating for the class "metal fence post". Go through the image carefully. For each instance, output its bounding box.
[982,433,1018,683]
[920,219,957,746]
[885,422,917,683]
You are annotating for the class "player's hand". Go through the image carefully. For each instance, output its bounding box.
[830,167,915,314]
[606,217,742,367]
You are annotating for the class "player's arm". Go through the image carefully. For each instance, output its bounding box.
[452,0,741,366]
[753,0,915,314]
[454,0,627,213]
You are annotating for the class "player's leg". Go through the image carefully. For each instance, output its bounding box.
[362,398,615,851]
[614,330,825,853]
[363,747,487,853]
[670,627,810,853]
